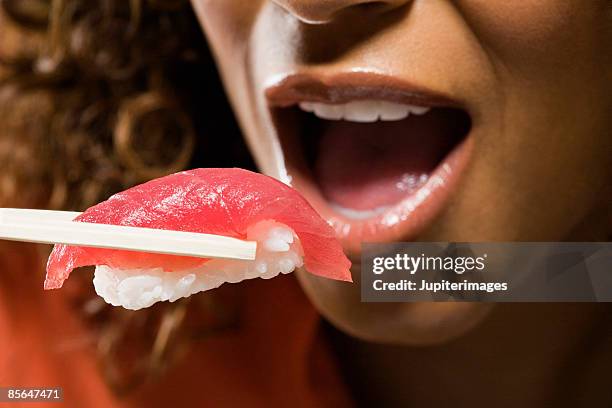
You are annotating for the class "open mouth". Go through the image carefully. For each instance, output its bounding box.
[266,73,473,255]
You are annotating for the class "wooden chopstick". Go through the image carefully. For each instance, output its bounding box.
[0,208,81,223]
[0,208,257,261]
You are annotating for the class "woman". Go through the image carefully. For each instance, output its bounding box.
[1,0,611,406]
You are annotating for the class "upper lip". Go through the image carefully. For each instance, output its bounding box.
[264,71,465,110]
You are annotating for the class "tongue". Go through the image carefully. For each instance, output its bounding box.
[314,109,461,211]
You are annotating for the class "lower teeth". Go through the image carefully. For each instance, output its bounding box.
[330,203,389,220]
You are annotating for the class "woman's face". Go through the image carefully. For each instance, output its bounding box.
[191,0,612,344]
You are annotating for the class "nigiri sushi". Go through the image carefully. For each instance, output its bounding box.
[45,168,351,310]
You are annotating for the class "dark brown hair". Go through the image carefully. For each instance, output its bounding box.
[0,0,254,394]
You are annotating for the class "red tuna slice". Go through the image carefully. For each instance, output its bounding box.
[45,168,352,289]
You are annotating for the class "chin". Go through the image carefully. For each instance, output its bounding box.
[296,266,494,345]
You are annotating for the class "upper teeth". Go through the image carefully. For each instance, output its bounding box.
[298,100,430,122]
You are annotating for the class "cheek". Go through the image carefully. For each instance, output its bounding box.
[458,0,573,44]
[191,0,263,55]
[191,0,284,176]
[456,0,605,66]
[436,0,612,240]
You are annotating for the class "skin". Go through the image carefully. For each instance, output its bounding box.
[191,0,612,403]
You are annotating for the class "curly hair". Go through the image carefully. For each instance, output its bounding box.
[0,0,254,394]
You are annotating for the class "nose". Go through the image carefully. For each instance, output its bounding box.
[271,0,410,24]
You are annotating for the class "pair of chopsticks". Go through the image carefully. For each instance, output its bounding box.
[0,208,257,261]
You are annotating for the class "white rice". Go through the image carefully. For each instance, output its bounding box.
[92,220,304,310]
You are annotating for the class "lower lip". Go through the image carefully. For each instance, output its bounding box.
[286,134,474,257]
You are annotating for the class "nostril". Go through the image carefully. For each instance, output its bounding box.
[273,0,411,24]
